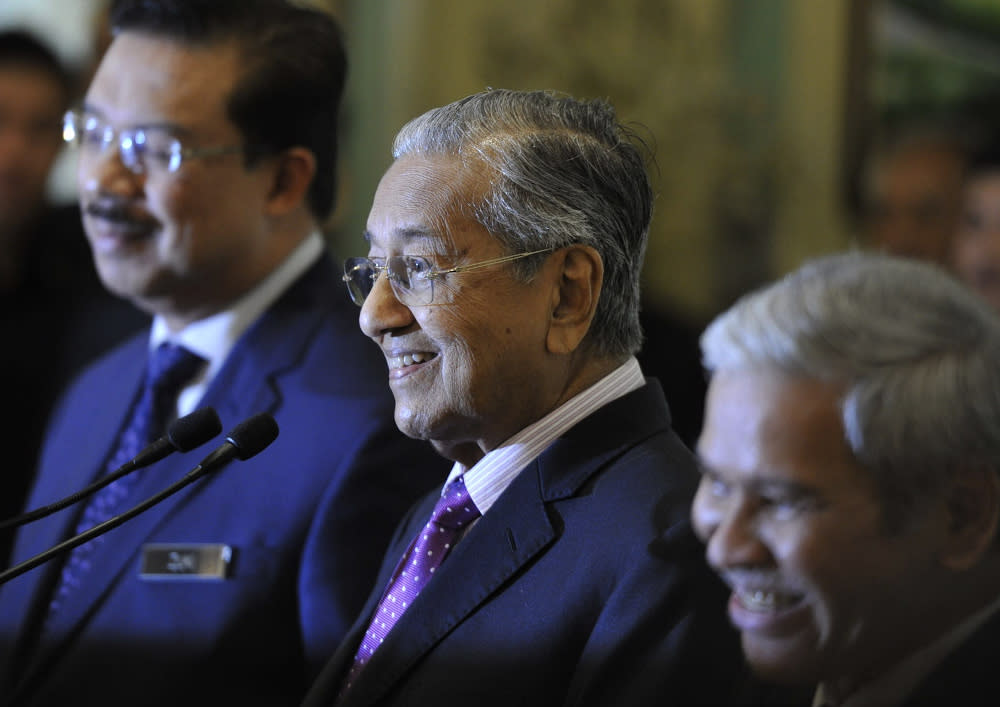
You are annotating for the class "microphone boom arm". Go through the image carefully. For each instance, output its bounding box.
[0,412,278,586]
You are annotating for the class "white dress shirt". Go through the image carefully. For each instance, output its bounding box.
[148,232,325,419]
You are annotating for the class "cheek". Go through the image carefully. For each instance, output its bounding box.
[690,483,717,542]
[153,180,224,260]
[154,176,198,224]
[763,522,845,593]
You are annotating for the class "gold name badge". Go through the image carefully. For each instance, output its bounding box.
[140,543,233,580]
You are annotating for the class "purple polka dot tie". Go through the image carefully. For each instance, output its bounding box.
[45,342,205,621]
[339,475,480,695]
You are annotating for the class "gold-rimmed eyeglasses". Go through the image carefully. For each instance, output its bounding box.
[342,248,555,307]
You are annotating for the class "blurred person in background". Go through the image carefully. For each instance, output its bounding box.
[860,126,968,265]
[951,140,1000,314]
[0,28,145,566]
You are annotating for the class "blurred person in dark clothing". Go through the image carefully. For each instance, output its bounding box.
[0,29,146,565]
[860,127,968,265]
[951,140,1000,314]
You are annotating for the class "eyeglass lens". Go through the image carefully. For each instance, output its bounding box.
[343,257,434,307]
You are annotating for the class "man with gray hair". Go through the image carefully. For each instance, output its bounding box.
[693,252,1000,707]
[303,88,746,706]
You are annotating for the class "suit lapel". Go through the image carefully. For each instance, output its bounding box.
[2,336,145,658]
[339,381,673,706]
[21,256,336,679]
[345,468,557,706]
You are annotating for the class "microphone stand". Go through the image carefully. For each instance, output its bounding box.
[0,460,225,586]
[0,462,148,532]
[0,412,277,586]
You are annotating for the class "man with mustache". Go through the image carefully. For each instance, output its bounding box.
[693,252,1000,707]
[302,88,746,707]
[0,2,442,705]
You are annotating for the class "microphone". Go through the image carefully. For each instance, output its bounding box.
[133,406,223,467]
[0,407,223,531]
[186,411,279,475]
[0,412,278,586]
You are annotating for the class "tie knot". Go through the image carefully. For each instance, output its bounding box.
[428,476,480,530]
[147,342,205,392]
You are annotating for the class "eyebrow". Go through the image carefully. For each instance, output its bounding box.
[362,226,444,247]
[695,455,819,497]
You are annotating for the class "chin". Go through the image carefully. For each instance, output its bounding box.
[393,409,429,441]
[742,637,823,687]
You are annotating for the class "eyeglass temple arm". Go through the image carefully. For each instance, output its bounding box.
[433,247,555,277]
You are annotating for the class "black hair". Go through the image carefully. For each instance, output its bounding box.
[110,0,348,222]
[965,139,1000,182]
[0,29,74,107]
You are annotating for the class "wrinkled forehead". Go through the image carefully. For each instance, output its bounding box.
[366,152,495,253]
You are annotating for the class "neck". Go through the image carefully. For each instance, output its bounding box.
[432,354,631,468]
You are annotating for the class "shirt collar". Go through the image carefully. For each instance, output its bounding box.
[444,357,645,514]
[149,232,325,373]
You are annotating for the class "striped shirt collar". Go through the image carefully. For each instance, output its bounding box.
[443,356,645,514]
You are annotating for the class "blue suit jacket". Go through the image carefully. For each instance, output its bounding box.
[0,253,446,706]
[302,379,748,707]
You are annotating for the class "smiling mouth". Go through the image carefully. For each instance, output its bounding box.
[734,587,804,613]
[387,352,437,370]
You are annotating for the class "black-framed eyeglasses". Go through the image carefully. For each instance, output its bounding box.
[342,248,555,307]
[62,109,244,175]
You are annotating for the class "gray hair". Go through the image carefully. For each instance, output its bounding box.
[391,88,653,358]
[701,251,1000,525]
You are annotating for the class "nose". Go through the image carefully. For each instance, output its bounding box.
[78,141,143,199]
[692,483,771,571]
[358,269,415,339]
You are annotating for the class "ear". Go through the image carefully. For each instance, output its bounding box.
[264,147,317,216]
[939,464,1000,571]
[545,244,603,355]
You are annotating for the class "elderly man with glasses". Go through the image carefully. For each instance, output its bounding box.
[0,2,443,706]
[302,88,747,707]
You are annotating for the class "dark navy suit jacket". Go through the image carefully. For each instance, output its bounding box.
[900,605,1000,707]
[302,379,747,707]
[0,253,445,706]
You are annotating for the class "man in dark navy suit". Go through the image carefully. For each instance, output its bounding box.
[0,2,443,705]
[303,88,745,707]
[694,252,1000,707]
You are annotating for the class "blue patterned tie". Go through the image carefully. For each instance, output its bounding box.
[45,342,205,619]
[338,475,480,697]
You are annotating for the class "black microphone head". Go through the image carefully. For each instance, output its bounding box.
[225,413,279,461]
[167,407,223,452]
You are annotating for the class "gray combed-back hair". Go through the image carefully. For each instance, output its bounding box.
[701,251,1000,524]
[392,88,654,358]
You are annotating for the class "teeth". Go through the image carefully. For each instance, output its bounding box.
[737,589,797,612]
[743,590,775,610]
[389,352,433,369]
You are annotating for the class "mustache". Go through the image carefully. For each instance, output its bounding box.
[84,198,157,226]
